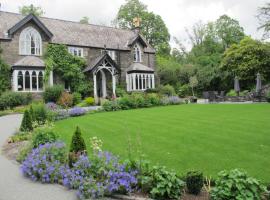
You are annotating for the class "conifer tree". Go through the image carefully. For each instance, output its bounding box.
[70,126,86,153]
[20,109,33,132]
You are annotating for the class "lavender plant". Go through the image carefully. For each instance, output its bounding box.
[69,107,86,117]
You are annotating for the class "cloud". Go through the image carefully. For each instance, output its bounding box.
[1,0,267,48]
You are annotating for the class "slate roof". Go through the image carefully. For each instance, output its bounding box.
[0,11,155,53]
[13,56,45,67]
[127,63,154,73]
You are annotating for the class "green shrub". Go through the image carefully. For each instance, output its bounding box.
[226,89,237,97]
[145,93,161,106]
[0,92,32,110]
[32,127,58,148]
[130,92,146,108]
[118,95,132,110]
[158,84,176,96]
[266,91,270,103]
[116,87,127,97]
[72,92,82,105]
[145,88,158,93]
[57,92,73,108]
[70,126,86,153]
[102,100,121,111]
[186,171,204,195]
[84,97,95,106]
[178,84,191,97]
[20,110,33,132]
[43,85,64,103]
[211,169,267,200]
[141,166,184,199]
[31,103,47,125]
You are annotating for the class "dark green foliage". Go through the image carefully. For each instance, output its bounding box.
[31,103,47,124]
[115,0,170,54]
[0,92,32,110]
[266,91,270,102]
[116,87,127,97]
[221,37,270,90]
[0,58,11,95]
[72,92,82,105]
[20,110,33,132]
[140,166,184,199]
[70,126,86,153]
[43,85,64,103]
[186,171,204,195]
[45,44,88,95]
[32,127,58,148]
[211,169,267,200]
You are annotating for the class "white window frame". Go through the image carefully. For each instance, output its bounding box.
[19,27,42,56]
[133,44,142,62]
[68,47,84,57]
[126,73,155,91]
[13,69,45,92]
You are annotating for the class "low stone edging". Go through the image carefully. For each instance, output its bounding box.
[111,194,153,200]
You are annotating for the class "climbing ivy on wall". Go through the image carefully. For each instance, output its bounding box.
[0,48,11,95]
[44,44,93,96]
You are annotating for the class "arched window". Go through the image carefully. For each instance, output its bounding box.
[133,44,141,62]
[17,71,23,91]
[38,71,43,90]
[25,71,30,91]
[32,71,37,90]
[19,27,42,55]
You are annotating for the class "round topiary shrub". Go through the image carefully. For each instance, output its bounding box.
[186,171,204,195]
[32,127,58,148]
[43,85,64,103]
[211,169,267,200]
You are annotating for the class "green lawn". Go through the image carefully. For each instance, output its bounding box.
[54,104,270,182]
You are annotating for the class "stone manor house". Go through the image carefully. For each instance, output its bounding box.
[0,11,156,99]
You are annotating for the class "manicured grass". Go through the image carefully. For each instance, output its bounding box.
[54,104,270,182]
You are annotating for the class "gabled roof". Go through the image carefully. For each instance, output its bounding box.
[13,56,45,67]
[0,11,155,53]
[128,34,148,47]
[127,63,154,73]
[83,53,119,73]
[8,14,53,39]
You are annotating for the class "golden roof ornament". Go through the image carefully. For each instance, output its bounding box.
[133,17,142,28]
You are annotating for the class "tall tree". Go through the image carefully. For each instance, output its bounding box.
[115,0,170,54]
[215,15,245,49]
[80,16,90,24]
[19,4,44,16]
[257,3,270,39]
[221,37,270,89]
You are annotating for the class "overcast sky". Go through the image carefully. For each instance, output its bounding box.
[1,0,267,48]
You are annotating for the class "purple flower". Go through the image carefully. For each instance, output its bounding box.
[69,107,86,117]
[46,102,58,111]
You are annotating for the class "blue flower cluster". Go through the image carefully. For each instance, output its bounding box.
[69,107,86,117]
[21,143,137,199]
[21,142,66,183]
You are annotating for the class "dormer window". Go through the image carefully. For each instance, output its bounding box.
[19,27,42,56]
[68,47,83,57]
[133,44,141,62]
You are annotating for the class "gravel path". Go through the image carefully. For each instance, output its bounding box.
[0,114,77,200]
